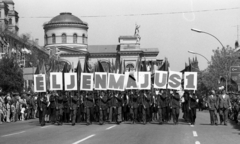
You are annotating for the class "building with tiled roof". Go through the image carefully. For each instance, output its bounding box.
[44,12,160,72]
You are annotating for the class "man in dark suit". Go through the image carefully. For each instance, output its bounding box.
[70,91,78,126]
[142,90,150,125]
[49,92,56,124]
[55,92,63,125]
[99,91,108,125]
[38,92,48,126]
[156,89,163,125]
[85,92,94,125]
[130,90,138,124]
[188,91,198,125]
[170,90,180,125]
[207,90,218,125]
[218,89,231,125]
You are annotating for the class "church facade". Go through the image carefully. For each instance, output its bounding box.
[43,12,160,72]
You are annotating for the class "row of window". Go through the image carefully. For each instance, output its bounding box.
[0,11,13,24]
[45,33,86,44]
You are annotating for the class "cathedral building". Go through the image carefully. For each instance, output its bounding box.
[44,12,160,72]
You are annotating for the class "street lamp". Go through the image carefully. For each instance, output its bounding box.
[188,50,210,64]
[191,28,225,48]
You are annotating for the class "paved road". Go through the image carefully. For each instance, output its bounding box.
[0,111,239,144]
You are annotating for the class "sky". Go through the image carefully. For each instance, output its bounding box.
[13,0,240,71]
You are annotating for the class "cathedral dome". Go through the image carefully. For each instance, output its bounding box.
[49,12,84,24]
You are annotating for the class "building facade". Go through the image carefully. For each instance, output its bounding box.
[44,12,161,72]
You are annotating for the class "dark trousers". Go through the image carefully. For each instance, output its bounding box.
[56,108,63,124]
[172,107,179,123]
[71,108,77,124]
[158,108,163,123]
[162,107,168,121]
[219,108,229,124]
[99,108,107,124]
[27,108,35,119]
[122,105,129,121]
[130,107,138,122]
[189,107,196,124]
[38,107,46,126]
[50,108,56,123]
[63,108,70,123]
[209,109,218,124]
[86,107,93,124]
[142,107,149,123]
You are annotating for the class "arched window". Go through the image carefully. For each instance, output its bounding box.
[62,33,67,43]
[73,34,77,43]
[52,34,56,44]
[82,34,85,44]
[9,18,12,24]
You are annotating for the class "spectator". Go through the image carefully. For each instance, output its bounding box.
[10,102,16,122]
[21,105,26,121]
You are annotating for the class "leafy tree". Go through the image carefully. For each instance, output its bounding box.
[0,56,24,93]
[200,46,239,92]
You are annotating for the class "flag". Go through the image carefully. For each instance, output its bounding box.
[158,58,169,71]
[83,58,91,73]
[98,61,105,72]
[111,59,115,73]
[75,60,82,95]
[108,59,112,73]
[62,63,70,91]
[40,61,46,74]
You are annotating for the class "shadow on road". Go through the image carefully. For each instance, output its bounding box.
[229,120,240,135]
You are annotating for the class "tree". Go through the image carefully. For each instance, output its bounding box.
[200,46,240,92]
[0,56,24,93]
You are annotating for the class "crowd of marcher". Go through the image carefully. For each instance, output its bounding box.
[0,92,37,124]
[1,89,239,126]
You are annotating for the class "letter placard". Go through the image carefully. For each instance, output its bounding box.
[64,73,77,91]
[108,73,125,91]
[50,72,63,91]
[95,72,108,90]
[125,72,138,89]
[154,71,168,89]
[168,71,182,90]
[184,72,197,90]
[138,72,151,90]
[34,74,46,92]
[80,73,93,91]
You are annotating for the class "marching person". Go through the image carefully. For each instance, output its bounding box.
[49,91,57,124]
[85,91,94,125]
[218,89,231,125]
[188,91,198,125]
[130,90,138,124]
[156,89,163,125]
[115,91,123,124]
[55,92,63,125]
[170,90,180,125]
[63,92,70,123]
[142,90,150,125]
[207,90,218,125]
[99,91,108,125]
[70,91,78,126]
[38,92,48,126]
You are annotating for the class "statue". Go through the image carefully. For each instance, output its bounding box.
[134,24,141,43]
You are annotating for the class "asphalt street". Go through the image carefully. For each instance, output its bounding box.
[0,111,240,144]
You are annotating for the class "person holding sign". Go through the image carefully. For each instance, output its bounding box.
[155,89,163,125]
[55,92,63,125]
[188,91,198,125]
[99,91,108,125]
[130,90,138,124]
[70,91,78,126]
[170,90,180,125]
[142,90,151,125]
[49,92,57,124]
[85,92,94,126]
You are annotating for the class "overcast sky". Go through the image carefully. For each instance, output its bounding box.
[14,0,239,71]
